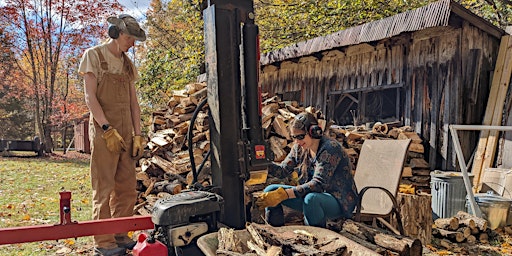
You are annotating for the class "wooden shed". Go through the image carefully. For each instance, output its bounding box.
[259,0,506,170]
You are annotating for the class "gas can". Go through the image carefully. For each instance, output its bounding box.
[132,233,168,256]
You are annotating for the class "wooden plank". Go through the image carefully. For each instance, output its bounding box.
[481,35,512,184]
[472,35,511,190]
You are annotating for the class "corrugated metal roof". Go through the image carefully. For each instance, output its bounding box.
[260,0,504,66]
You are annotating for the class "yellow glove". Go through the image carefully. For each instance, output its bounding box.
[101,128,127,154]
[290,171,299,186]
[255,187,289,210]
[132,135,144,158]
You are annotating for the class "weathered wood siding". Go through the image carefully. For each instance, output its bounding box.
[260,21,499,170]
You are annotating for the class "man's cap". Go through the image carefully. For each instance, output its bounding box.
[107,14,146,41]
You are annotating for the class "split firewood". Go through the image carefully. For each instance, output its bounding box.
[455,211,488,231]
[434,217,459,231]
[245,223,267,248]
[265,246,282,256]
[217,228,246,254]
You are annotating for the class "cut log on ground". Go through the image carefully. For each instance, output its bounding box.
[342,219,422,256]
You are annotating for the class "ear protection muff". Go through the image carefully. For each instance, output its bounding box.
[295,113,323,139]
[108,14,130,39]
[108,25,120,39]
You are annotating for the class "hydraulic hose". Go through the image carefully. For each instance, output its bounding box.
[187,98,209,184]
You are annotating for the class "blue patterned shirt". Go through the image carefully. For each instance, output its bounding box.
[268,136,359,217]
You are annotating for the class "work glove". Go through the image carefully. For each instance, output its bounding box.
[132,135,144,158]
[102,128,127,154]
[289,171,299,186]
[255,187,289,210]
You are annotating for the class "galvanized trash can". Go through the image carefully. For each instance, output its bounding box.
[431,171,473,219]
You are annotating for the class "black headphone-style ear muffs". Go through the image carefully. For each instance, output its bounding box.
[108,25,120,39]
[295,113,323,139]
[108,14,130,39]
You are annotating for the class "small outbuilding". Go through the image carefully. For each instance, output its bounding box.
[259,0,506,170]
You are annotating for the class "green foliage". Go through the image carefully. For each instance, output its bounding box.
[138,0,204,109]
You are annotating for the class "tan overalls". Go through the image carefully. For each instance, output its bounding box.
[89,48,137,249]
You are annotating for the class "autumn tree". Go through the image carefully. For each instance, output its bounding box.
[0,0,122,151]
[0,25,33,139]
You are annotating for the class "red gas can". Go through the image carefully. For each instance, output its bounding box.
[132,233,168,256]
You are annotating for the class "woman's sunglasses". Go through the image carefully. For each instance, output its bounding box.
[291,134,307,140]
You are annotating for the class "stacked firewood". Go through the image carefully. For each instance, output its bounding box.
[329,123,431,194]
[134,82,432,214]
[134,82,210,215]
[432,211,493,249]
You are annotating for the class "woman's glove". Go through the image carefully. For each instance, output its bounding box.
[102,128,127,153]
[132,135,144,158]
[290,171,299,186]
[255,187,289,210]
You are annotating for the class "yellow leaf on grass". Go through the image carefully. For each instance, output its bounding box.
[64,239,75,245]
[22,214,31,221]
[81,199,89,204]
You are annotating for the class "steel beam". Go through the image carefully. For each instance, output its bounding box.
[449,125,512,218]
[0,215,153,245]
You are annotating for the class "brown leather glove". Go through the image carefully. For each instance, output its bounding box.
[255,187,289,210]
[101,128,127,153]
[132,135,144,158]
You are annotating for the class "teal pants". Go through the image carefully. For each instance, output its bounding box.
[263,184,343,228]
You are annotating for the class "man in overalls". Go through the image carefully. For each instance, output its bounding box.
[79,14,145,256]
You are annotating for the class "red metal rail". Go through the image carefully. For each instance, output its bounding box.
[0,191,154,245]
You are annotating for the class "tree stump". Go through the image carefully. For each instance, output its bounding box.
[395,192,432,245]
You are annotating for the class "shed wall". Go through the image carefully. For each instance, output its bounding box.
[260,21,499,170]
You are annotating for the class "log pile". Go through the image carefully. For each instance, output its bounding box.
[329,123,431,194]
[134,82,432,217]
[431,211,493,249]
[333,219,423,256]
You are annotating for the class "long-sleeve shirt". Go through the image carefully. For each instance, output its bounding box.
[268,136,359,217]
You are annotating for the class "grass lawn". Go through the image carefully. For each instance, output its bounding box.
[0,151,94,255]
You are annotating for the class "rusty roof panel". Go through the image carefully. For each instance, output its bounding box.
[261,0,503,66]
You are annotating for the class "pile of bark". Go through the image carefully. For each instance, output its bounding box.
[216,223,348,256]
